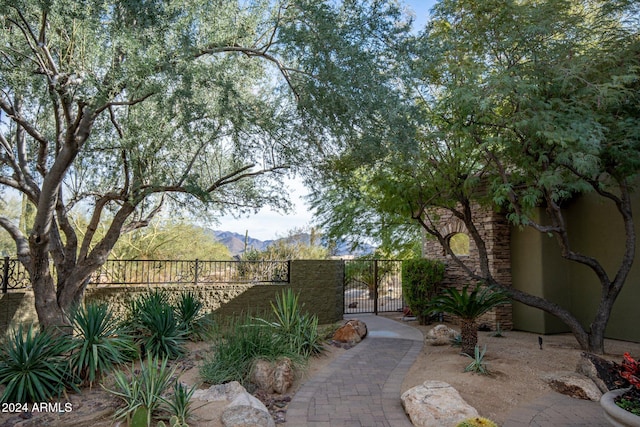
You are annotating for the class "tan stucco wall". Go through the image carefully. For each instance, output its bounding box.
[0,260,345,334]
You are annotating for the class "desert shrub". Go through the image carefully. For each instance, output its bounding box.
[174,291,214,341]
[69,302,138,386]
[0,324,74,403]
[256,288,324,357]
[126,290,187,359]
[200,313,302,386]
[402,258,445,324]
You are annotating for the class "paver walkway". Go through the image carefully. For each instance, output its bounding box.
[286,314,422,427]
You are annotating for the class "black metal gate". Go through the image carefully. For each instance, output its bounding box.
[343,259,404,314]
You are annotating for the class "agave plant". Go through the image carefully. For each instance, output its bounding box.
[0,324,74,403]
[69,302,138,386]
[428,284,509,356]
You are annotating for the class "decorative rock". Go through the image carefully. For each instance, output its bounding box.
[221,405,276,427]
[251,359,275,392]
[192,381,246,402]
[425,324,458,346]
[332,319,368,344]
[542,371,603,401]
[401,380,479,427]
[576,352,622,393]
[273,357,294,394]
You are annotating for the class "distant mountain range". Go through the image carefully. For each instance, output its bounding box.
[211,230,373,257]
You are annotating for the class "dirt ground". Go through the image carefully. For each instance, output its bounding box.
[1,315,639,427]
[381,313,640,425]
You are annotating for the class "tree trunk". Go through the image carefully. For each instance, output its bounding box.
[460,319,478,356]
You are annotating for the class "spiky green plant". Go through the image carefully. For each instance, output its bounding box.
[174,291,213,341]
[105,354,177,427]
[457,416,498,427]
[164,381,196,425]
[463,345,489,374]
[428,284,509,355]
[0,324,73,403]
[69,302,137,386]
[128,290,187,359]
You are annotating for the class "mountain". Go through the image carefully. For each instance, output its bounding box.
[212,231,274,255]
[212,230,373,257]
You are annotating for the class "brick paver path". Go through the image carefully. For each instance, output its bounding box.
[286,315,422,427]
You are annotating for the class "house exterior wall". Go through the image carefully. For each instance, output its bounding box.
[422,192,640,343]
[422,201,513,330]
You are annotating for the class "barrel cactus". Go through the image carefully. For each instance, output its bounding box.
[456,417,498,427]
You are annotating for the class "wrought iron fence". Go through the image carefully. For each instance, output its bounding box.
[1,257,30,292]
[343,259,404,314]
[1,258,290,292]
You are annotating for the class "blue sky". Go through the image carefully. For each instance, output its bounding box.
[215,0,437,240]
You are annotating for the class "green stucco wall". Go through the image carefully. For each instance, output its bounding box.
[511,192,640,342]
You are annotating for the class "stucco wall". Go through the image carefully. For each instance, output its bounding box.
[0,260,345,334]
[511,191,640,342]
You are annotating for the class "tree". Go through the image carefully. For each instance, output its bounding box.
[310,0,640,353]
[0,0,411,328]
[428,284,509,356]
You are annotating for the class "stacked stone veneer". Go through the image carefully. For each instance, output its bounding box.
[0,260,344,333]
[422,202,513,330]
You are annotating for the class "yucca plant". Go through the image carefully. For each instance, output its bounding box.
[105,354,177,427]
[428,284,509,355]
[136,302,187,359]
[164,381,197,425]
[128,290,187,359]
[0,324,74,403]
[255,288,324,357]
[69,302,138,386]
[175,291,212,341]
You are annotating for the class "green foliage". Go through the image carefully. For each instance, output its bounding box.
[164,382,196,426]
[463,345,489,375]
[243,227,330,260]
[110,221,232,261]
[69,302,138,386]
[127,290,187,359]
[489,323,506,338]
[0,325,73,403]
[429,284,509,355]
[0,0,411,329]
[401,259,445,325]
[345,257,397,301]
[174,291,213,341]
[200,314,301,386]
[257,288,324,357]
[428,285,510,323]
[456,416,498,427]
[105,355,177,427]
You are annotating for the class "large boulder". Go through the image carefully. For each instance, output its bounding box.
[425,324,458,346]
[542,372,602,401]
[273,357,294,394]
[192,381,275,427]
[401,381,479,427]
[332,319,368,344]
[249,357,294,394]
